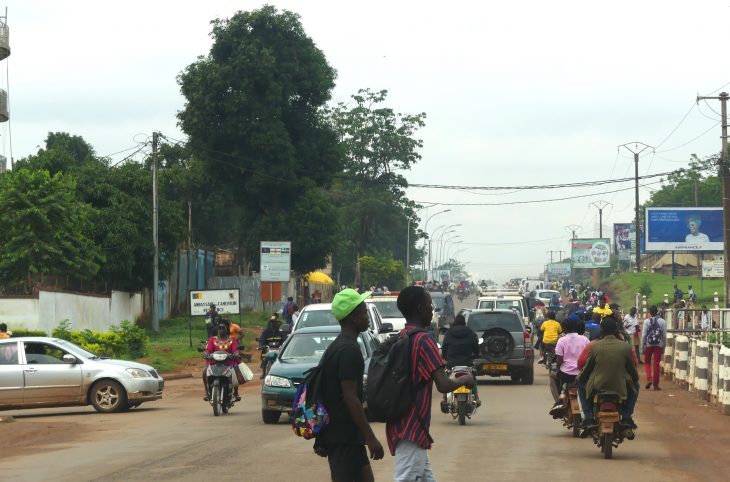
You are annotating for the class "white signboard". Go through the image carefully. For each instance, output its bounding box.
[189,289,241,316]
[702,259,724,278]
[260,241,291,282]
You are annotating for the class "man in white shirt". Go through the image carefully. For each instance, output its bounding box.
[685,215,710,243]
[623,307,641,362]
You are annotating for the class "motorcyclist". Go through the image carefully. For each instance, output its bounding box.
[203,323,241,401]
[257,315,287,379]
[440,313,481,408]
[577,316,640,434]
[205,303,220,338]
[584,311,602,341]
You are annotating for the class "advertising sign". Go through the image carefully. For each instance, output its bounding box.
[546,262,571,279]
[613,223,635,260]
[645,207,724,252]
[702,260,724,278]
[571,238,611,268]
[189,289,241,316]
[260,241,291,282]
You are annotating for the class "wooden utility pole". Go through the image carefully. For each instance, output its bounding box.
[619,143,653,273]
[152,132,160,332]
[697,92,729,307]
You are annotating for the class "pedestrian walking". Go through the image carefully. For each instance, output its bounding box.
[314,289,384,481]
[623,307,641,363]
[386,286,472,482]
[641,305,667,390]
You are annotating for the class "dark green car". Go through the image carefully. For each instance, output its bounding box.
[260,325,380,424]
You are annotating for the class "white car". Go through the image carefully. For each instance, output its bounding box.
[0,337,164,413]
[365,296,406,333]
[290,302,393,342]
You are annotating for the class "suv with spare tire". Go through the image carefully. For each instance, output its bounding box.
[461,309,534,384]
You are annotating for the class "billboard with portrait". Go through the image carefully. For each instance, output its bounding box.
[645,207,723,251]
[571,238,611,268]
[613,223,634,260]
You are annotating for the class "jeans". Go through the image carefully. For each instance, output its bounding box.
[644,346,663,387]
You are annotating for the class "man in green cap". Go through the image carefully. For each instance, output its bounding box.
[314,288,384,482]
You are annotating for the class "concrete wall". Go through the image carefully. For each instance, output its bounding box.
[0,290,143,334]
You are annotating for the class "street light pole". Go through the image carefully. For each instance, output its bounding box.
[405,204,437,286]
[429,224,450,272]
[439,234,461,266]
[422,209,451,280]
[445,240,463,265]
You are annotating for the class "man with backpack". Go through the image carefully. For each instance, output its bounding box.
[641,305,667,390]
[313,288,384,482]
[385,286,472,482]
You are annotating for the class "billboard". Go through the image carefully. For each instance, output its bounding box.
[260,241,291,282]
[645,207,723,252]
[189,289,241,316]
[613,223,634,260]
[571,238,611,268]
[546,262,571,279]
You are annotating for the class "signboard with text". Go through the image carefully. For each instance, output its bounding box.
[613,223,634,260]
[571,238,611,268]
[702,256,725,278]
[645,207,723,252]
[189,289,241,316]
[260,241,291,282]
[546,262,571,279]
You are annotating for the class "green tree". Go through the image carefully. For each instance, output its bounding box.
[644,155,721,209]
[0,169,103,291]
[328,88,426,285]
[434,258,469,281]
[359,255,405,290]
[177,5,343,272]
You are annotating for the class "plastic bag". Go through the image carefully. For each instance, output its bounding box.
[238,362,254,382]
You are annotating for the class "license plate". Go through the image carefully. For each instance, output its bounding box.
[482,363,508,371]
[454,386,471,394]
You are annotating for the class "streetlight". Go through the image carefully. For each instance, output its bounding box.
[444,240,463,266]
[405,204,437,285]
[439,235,461,267]
[431,223,460,270]
[421,209,451,280]
[434,229,455,270]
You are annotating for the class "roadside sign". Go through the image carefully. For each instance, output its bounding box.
[189,289,241,316]
[702,259,724,278]
[571,238,611,268]
[260,241,291,282]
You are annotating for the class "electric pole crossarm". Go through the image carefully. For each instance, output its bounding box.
[619,142,654,273]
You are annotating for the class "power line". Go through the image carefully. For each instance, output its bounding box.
[414,180,664,206]
[656,121,721,153]
[654,102,696,150]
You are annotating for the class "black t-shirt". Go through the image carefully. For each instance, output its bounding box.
[319,334,364,447]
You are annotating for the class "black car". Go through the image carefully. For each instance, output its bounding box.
[461,309,534,384]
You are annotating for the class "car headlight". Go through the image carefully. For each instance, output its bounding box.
[126,368,150,378]
[264,375,291,388]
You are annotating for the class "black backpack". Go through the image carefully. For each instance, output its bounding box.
[366,328,425,423]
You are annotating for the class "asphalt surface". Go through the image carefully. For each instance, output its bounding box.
[1,294,728,481]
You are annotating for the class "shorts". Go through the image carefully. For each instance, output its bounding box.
[394,440,436,482]
[327,444,369,481]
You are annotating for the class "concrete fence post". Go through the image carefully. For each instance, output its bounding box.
[695,340,709,401]
[642,295,647,317]
[675,335,689,386]
[664,333,675,377]
[722,346,730,416]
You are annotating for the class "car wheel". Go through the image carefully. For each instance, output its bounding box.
[262,409,281,424]
[90,380,128,413]
[521,366,534,385]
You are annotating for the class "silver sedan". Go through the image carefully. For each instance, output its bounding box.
[0,336,164,413]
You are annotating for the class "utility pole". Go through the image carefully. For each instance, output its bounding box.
[619,142,653,273]
[697,92,729,307]
[565,225,581,284]
[152,132,160,333]
[591,200,612,238]
[546,250,565,263]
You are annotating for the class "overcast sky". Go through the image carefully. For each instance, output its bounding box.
[1,1,728,283]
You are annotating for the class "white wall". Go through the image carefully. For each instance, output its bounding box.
[0,290,143,334]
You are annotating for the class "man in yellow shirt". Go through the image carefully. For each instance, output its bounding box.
[0,323,10,339]
[539,311,562,364]
[592,296,613,320]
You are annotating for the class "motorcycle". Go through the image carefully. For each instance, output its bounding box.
[258,339,283,376]
[456,288,467,302]
[589,391,635,459]
[443,366,478,425]
[204,350,238,416]
[550,381,583,437]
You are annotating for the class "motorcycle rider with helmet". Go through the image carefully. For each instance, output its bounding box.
[203,323,241,401]
[440,312,481,410]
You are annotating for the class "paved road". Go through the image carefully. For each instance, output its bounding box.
[1,294,728,481]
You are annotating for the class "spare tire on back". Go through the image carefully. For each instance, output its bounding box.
[480,327,514,362]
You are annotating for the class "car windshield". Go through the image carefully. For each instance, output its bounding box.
[467,313,523,333]
[370,300,401,318]
[296,310,338,329]
[478,300,524,316]
[280,333,367,361]
[54,339,104,359]
[539,291,558,299]
[432,297,445,309]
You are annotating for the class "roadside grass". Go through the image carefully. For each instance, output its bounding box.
[136,311,270,373]
[605,272,724,310]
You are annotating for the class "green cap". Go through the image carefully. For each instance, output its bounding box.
[331,289,372,321]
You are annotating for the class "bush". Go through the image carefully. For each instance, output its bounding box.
[707,332,730,348]
[9,329,48,337]
[51,320,149,359]
[639,280,653,298]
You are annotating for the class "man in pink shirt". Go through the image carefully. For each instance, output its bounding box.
[549,315,589,415]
